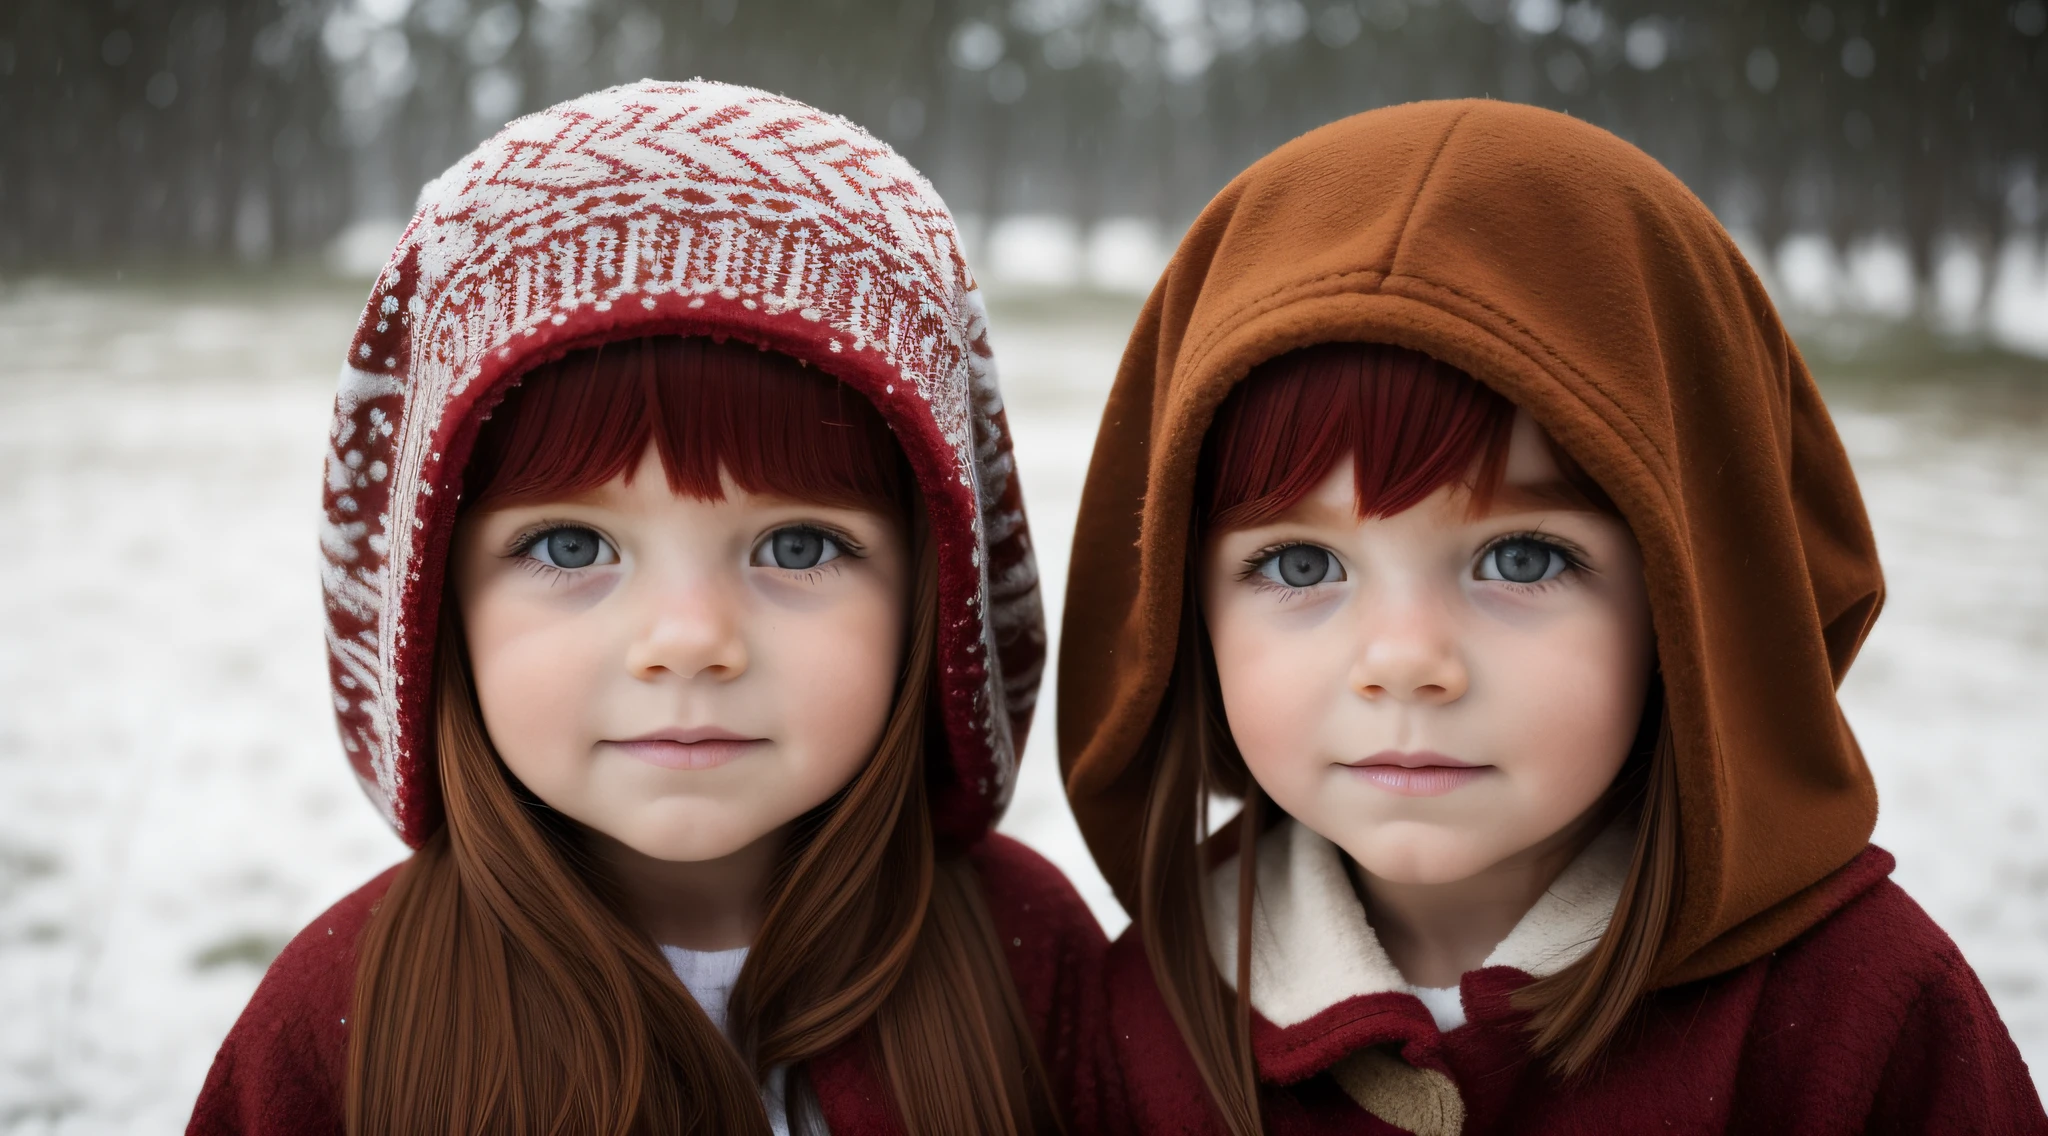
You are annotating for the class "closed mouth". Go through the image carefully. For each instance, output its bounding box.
[1341,750,1491,797]
[606,729,767,770]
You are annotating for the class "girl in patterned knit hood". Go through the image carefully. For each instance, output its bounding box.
[1058,102,2044,1133]
[189,81,1100,1136]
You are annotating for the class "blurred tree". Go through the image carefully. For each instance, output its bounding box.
[2,0,2042,331]
[1,0,350,265]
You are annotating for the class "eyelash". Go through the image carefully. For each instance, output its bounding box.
[503,521,870,583]
[1237,542,1335,602]
[1231,532,1592,596]
[505,521,606,583]
[755,525,867,587]
[1478,530,1590,589]
[777,524,869,561]
[1236,543,1290,581]
[507,520,577,553]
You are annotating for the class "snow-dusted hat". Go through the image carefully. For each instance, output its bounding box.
[322,80,1043,850]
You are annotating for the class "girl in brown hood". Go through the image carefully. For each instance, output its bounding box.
[1058,100,2045,1134]
[187,81,1101,1135]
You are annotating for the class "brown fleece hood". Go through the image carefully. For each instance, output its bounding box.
[1059,100,1884,986]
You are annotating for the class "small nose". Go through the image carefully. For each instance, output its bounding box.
[623,575,748,682]
[1350,593,1468,705]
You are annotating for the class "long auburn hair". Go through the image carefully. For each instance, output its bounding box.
[1135,343,1683,1136]
[345,336,1058,1135]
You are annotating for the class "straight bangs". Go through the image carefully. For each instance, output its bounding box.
[464,335,910,515]
[1200,343,1517,533]
[1151,342,1657,1135]
[358,332,1058,1133]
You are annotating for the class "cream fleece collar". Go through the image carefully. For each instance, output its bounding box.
[1206,816,1635,1029]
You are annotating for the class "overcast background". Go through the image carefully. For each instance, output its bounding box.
[3,0,2046,1129]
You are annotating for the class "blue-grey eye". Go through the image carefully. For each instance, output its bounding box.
[532,527,608,569]
[1260,545,1342,588]
[1480,538,1568,584]
[755,527,841,570]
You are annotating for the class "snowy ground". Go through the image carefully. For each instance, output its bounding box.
[0,277,2043,1131]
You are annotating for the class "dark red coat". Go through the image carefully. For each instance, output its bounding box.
[1051,98,2045,1136]
[193,77,1101,1136]
[187,834,1106,1135]
[1081,846,2044,1135]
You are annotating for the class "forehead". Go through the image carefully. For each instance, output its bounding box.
[486,456,888,515]
[472,437,906,522]
[1277,412,1606,526]
[1485,410,1608,517]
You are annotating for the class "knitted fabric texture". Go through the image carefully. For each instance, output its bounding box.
[322,79,1043,849]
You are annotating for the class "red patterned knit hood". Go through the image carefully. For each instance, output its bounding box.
[322,80,1043,850]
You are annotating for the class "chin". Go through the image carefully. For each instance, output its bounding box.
[611,808,767,864]
[1337,823,1500,886]
[628,834,751,863]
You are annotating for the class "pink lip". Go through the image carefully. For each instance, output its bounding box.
[1342,750,1491,797]
[606,728,766,771]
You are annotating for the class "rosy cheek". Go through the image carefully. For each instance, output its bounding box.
[467,603,605,788]
[764,590,904,784]
[1485,617,1649,799]
[1209,611,1327,779]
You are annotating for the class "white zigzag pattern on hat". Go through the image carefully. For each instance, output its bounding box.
[321,81,1034,831]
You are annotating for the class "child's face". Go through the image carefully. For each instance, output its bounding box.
[1199,411,1655,886]
[451,445,911,865]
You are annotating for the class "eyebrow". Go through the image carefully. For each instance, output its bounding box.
[1478,478,1606,517]
[486,484,627,513]
[1224,476,1609,534]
